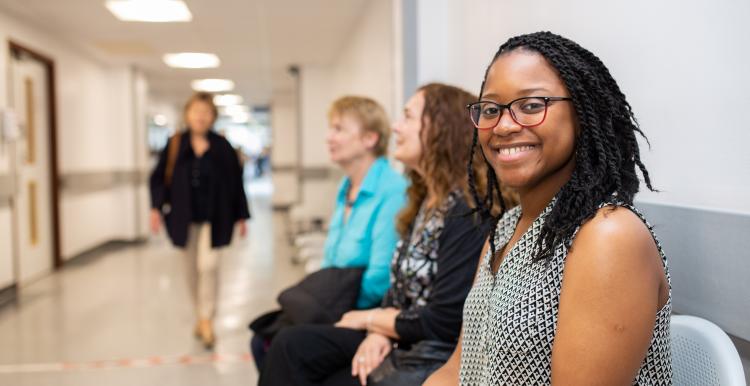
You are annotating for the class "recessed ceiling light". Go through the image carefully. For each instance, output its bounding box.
[163,53,220,69]
[214,94,244,106]
[105,0,192,23]
[191,79,235,92]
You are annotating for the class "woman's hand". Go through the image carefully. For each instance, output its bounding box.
[237,220,248,238]
[150,209,161,234]
[335,310,372,331]
[351,332,392,386]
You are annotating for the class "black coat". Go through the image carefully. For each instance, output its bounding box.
[249,267,364,339]
[150,131,251,248]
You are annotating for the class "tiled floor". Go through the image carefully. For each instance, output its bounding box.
[0,177,306,386]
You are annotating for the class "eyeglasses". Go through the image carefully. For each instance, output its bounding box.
[467,96,572,130]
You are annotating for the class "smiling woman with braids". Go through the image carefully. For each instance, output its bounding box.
[425,32,672,385]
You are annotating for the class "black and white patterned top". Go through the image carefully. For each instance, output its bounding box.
[382,191,489,345]
[460,198,673,385]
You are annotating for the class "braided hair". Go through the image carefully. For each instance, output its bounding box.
[468,31,656,261]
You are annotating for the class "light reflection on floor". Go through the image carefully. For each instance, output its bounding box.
[0,176,305,386]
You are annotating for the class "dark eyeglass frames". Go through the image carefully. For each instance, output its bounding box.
[467,96,572,129]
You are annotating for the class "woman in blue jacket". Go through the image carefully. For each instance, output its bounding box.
[251,96,406,367]
[322,96,408,309]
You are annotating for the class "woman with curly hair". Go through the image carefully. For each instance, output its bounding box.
[259,83,515,386]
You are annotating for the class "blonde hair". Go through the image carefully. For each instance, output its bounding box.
[183,92,218,127]
[328,96,390,157]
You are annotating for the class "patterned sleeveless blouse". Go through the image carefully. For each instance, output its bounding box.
[460,198,673,385]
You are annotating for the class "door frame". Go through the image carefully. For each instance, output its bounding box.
[8,40,62,270]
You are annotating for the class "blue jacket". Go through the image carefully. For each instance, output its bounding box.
[322,157,408,308]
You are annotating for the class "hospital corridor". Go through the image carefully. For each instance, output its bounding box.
[0,1,749,385]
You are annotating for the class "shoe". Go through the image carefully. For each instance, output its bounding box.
[198,319,215,350]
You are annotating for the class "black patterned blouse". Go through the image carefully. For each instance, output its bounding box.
[383,190,490,346]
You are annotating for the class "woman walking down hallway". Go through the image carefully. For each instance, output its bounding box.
[249,96,407,369]
[149,92,250,350]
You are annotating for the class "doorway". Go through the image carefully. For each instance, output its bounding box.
[8,41,61,285]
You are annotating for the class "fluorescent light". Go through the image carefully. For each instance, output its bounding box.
[214,94,244,106]
[105,0,192,22]
[223,105,249,115]
[191,79,235,92]
[163,53,220,69]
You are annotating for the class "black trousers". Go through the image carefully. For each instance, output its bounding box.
[258,325,367,386]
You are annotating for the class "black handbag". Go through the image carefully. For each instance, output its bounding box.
[368,340,455,386]
[249,267,365,339]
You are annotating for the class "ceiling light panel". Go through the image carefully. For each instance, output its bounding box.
[106,0,192,23]
[191,79,235,92]
[163,53,220,68]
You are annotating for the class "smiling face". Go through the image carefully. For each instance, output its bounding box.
[478,49,578,194]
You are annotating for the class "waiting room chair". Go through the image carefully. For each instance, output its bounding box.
[671,315,747,385]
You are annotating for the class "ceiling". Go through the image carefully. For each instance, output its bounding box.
[0,0,370,106]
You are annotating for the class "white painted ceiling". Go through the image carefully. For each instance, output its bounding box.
[0,0,370,106]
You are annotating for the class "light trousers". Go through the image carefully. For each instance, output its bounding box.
[184,223,220,320]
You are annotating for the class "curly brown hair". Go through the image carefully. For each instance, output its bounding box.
[396,83,517,236]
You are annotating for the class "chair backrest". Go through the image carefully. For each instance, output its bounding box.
[671,315,747,386]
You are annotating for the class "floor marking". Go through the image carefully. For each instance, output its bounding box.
[0,352,255,374]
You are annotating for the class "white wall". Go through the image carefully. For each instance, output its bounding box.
[0,10,148,261]
[60,186,138,257]
[133,72,151,239]
[416,0,750,214]
[0,15,12,287]
[415,0,750,339]
[329,0,398,117]
[300,0,397,169]
[297,67,340,218]
[0,208,13,288]
[270,89,300,208]
[57,67,135,173]
[300,66,334,169]
[290,0,398,220]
